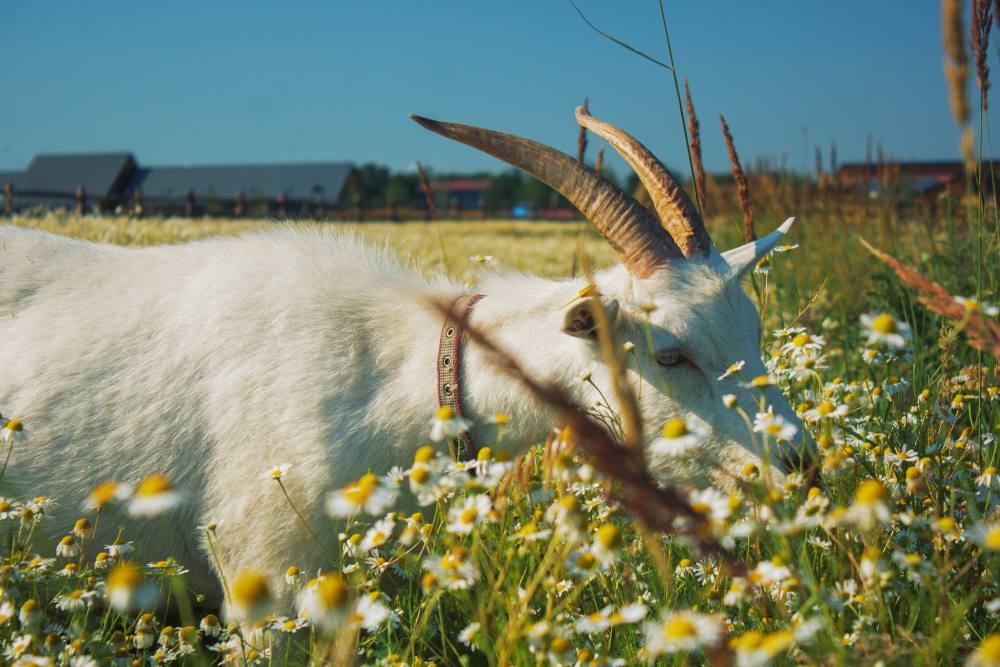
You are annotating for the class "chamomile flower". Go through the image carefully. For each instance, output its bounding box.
[846,480,892,529]
[954,295,999,316]
[688,488,732,524]
[752,411,799,441]
[298,571,351,631]
[348,594,391,631]
[469,254,493,262]
[650,419,705,457]
[128,474,184,517]
[423,548,478,590]
[258,463,292,481]
[55,536,79,558]
[327,473,396,517]
[860,313,912,348]
[0,420,25,444]
[802,401,848,423]
[780,332,825,358]
[446,494,493,535]
[718,360,746,381]
[968,633,1000,666]
[860,347,885,365]
[978,467,1000,490]
[0,499,23,520]
[458,621,481,649]
[883,376,910,396]
[359,516,396,552]
[429,406,473,442]
[644,609,724,656]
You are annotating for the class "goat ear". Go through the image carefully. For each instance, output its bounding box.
[721,217,796,278]
[562,297,620,342]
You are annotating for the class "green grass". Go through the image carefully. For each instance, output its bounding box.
[1,187,998,666]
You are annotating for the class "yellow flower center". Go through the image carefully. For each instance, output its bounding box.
[816,402,835,416]
[136,474,172,497]
[108,563,143,590]
[855,480,887,505]
[664,617,698,639]
[663,419,689,439]
[435,406,456,421]
[691,502,711,515]
[5,420,21,432]
[460,508,478,524]
[315,573,348,609]
[678,559,692,569]
[0,502,9,513]
[577,553,597,570]
[939,517,957,532]
[977,634,1000,660]
[791,333,811,348]
[985,527,1000,550]
[410,468,430,485]
[596,525,622,549]
[231,571,270,607]
[987,467,998,475]
[871,314,898,334]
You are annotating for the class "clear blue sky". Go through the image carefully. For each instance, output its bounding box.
[2,1,998,184]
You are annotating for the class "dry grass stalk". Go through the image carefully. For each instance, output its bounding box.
[577,97,589,164]
[429,297,742,568]
[861,238,1000,360]
[684,78,707,215]
[415,161,435,221]
[594,144,605,175]
[720,114,756,243]
[972,0,992,110]
[944,0,971,126]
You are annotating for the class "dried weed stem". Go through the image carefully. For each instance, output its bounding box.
[721,114,756,244]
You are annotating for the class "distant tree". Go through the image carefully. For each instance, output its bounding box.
[357,163,391,206]
[383,174,418,205]
[486,169,521,212]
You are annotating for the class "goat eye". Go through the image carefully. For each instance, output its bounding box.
[656,350,683,367]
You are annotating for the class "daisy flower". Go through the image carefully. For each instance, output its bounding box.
[429,406,473,442]
[883,376,910,396]
[718,360,745,381]
[968,634,1000,666]
[0,420,26,444]
[0,498,22,520]
[128,474,184,517]
[780,332,825,358]
[298,571,351,632]
[469,254,493,262]
[752,411,798,441]
[649,419,705,458]
[458,621,481,649]
[802,401,848,423]
[348,594,390,631]
[954,295,999,316]
[688,488,732,524]
[326,473,396,517]
[566,548,603,578]
[423,548,478,590]
[644,609,724,657]
[258,463,292,481]
[55,536,80,558]
[977,467,1000,490]
[846,480,892,529]
[860,313,912,348]
[446,494,493,536]
[358,516,396,552]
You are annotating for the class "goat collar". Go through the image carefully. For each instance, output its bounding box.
[437,294,485,462]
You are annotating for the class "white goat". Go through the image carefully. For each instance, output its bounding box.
[0,107,812,616]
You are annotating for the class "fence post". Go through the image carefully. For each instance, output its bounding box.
[4,182,12,216]
[234,190,244,218]
[133,188,143,217]
[185,190,194,217]
[76,186,86,215]
[277,193,287,220]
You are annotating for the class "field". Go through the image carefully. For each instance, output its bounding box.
[2,185,998,667]
[3,14,1000,667]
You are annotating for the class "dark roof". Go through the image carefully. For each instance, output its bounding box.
[123,163,355,202]
[18,153,136,199]
[0,171,23,188]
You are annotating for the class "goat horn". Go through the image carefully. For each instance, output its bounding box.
[409,113,683,278]
[575,107,713,259]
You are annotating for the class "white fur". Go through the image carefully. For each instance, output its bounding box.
[0,221,807,614]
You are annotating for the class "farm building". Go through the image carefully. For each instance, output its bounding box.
[1,152,358,219]
[837,161,1000,199]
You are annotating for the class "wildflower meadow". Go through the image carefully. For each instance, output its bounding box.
[3,4,1000,667]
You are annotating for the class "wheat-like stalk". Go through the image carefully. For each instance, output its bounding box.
[577,97,589,164]
[684,78,707,215]
[861,238,1000,359]
[972,0,992,110]
[720,114,756,243]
